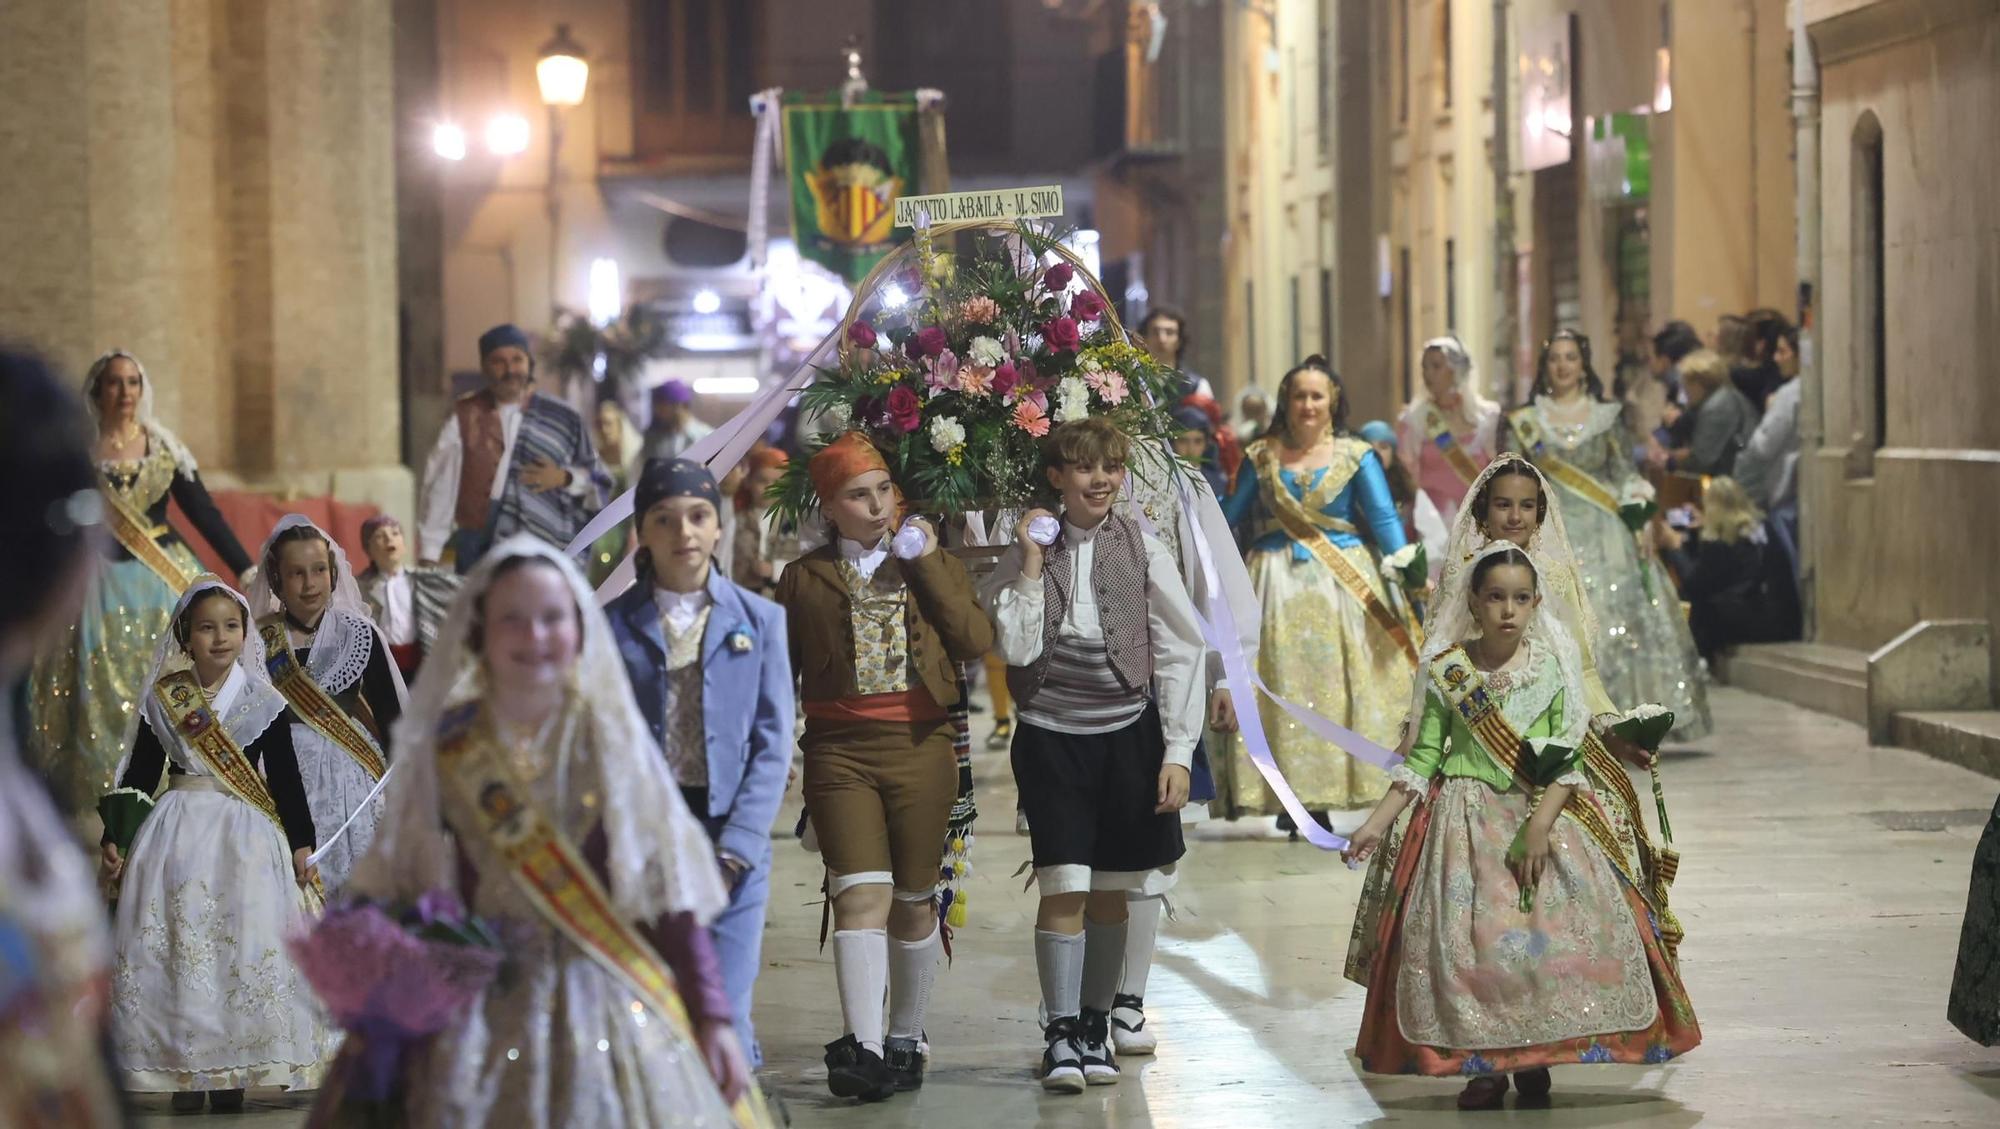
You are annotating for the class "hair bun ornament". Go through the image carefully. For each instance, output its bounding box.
[1026,514,1060,546]
[891,518,929,560]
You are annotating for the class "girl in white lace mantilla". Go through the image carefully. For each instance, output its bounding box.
[326,537,751,1128]
[101,578,336,1108]
[247,515,407,890]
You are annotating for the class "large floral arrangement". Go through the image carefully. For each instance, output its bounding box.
[769,223,1191,525]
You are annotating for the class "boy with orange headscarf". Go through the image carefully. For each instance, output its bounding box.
[772,432,995,1102]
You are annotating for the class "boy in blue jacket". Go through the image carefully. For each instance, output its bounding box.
[606,457,795,1066]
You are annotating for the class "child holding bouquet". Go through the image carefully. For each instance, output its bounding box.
[1342,545,1699,1110]
[100,577,335,1113]
[310,538,761,1128]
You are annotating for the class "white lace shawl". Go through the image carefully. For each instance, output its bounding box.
[246,514,408,701]
[345,536,728,926]
[115,579,288,781]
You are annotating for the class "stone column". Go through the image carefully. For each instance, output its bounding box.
[0,0,412,518]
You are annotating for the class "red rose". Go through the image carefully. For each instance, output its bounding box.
[909,326,949,359]
[991,363,1020,398]
[1070,290,1107,322]
[847,321,878,349]
[1041,316,1081,353]
[885,385,923,434]
[1043,263,1075,292]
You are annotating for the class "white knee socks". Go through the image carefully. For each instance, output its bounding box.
[1081,916,1128,1013]
[1035,928,1086,1022]
[888,923,942,1042]
[1121,893,1164,1000]
[832,928,889,1055]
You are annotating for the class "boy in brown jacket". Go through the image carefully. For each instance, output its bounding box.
[774,432,994,1101]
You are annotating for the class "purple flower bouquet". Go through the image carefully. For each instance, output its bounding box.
[289,891,502,1102]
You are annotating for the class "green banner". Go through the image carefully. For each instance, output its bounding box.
[782,90,922,283]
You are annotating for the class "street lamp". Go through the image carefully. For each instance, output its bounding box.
[536,24,590,108]
[537,24,590,319]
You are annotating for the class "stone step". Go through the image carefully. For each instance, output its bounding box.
[1890,710,2000,780]
[1717,642,1869,726]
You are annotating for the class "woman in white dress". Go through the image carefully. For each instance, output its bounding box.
[322,536,762,1128]
[100,577,337,1112]
[247,515,405,890]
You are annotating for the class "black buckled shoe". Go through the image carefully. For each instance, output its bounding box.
[823,1034,896,1102]
[883,1035,926,1092]
[1040,1015,1086,1093]
[1078,1007,1121,1086]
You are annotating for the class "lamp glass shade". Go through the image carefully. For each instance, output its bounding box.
[536,25,590,107]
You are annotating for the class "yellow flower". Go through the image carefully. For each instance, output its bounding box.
[945,446,965,465]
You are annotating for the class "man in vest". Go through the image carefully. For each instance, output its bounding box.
[417,324,611,572]
[982,416,1204,1095]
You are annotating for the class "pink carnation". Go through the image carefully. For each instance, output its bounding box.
[1012,397,1051,437]
[958,365,995,397]
[1086,369,1129,405]
[959,296,1001,325]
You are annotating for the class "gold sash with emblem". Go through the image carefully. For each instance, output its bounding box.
[436,711,776,1129]
[1507,408,1622,517]
[1252,441,1421,665]
[152,669,322,899]
[1423,406,1485,487]
[98,472,195,593]
[259,616,388,781]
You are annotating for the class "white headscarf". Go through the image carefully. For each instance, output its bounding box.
[246,514,408,704]
[1405,335,1499,421]
[1406,454,1602,734]
[114,577,288,781]
[82,350,199,477]
[347,535,727,925]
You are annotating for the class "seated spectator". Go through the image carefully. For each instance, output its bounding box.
[1733,310,1794,411]
[1671,348,1759,476]
[1679,477,1802,664]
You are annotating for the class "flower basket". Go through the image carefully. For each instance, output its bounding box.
[767,220,1193,536]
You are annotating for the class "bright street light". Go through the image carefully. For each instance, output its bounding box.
[537,24,591,108]
[486,114,531,156]
[432,122,467,161]
[588,258,622,326]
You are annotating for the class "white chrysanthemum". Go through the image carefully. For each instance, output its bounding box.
[928,415,967,453]
[1053,397,1089,424]
[967,335,1005,368]
[1057,375,1090,406]
[827,401,852,427]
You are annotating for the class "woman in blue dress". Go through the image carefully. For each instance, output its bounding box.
[1218,356,1417,825]
[28,350,252,819]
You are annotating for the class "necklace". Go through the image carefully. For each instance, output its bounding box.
[102,421,142,448]
[490,700,564,782]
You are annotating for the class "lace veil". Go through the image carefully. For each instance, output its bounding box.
[1408,454,1604,734]
[113,577,288,781]
[81,350,199,478]
[246,514,408,702]
[346,535,728,926]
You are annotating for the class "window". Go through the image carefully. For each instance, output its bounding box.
[1440,1,1452,109]
[1318,0,1334,160]
[1445,238,1457,331]
[633,0,757,157]
[1396,0,1410,125]
[1321,267,1335,360]
[1290,274,1303,363]
[1849,111,1887,476]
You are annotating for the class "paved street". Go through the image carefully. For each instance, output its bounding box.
[136,686,2000,1127]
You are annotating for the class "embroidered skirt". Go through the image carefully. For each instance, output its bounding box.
[110,782,336,1092]
[1354,777,1700,1075]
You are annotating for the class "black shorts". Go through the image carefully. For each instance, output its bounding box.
[1010,704,1186,879]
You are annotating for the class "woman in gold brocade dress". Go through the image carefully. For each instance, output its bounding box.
[1218,356,1419,826]
[27,350,252,818]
